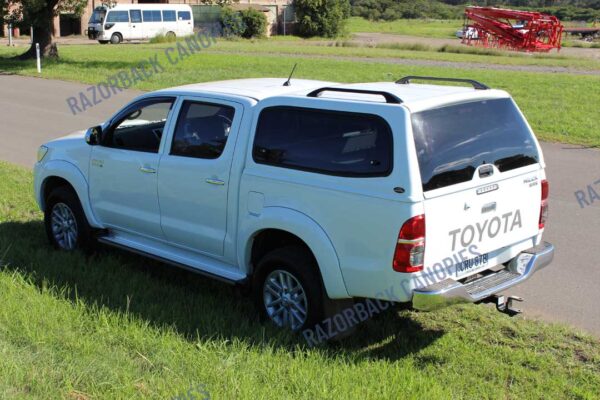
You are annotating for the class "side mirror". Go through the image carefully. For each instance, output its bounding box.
[85,125,102,145]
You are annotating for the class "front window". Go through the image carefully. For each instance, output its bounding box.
[411,98,539,191]
[89,9,106,24]
[103,98,175,153]
[105,10,130,23]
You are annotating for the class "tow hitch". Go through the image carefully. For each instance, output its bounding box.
[486,295,524,317]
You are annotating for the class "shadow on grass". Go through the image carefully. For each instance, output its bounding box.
[0,220,444,363]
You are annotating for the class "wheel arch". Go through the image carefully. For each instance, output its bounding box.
[37,160,102,228]
[240,207,350,299]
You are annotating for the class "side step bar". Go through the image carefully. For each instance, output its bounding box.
[412,242,554,311]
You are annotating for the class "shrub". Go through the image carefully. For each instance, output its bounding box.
[239,8,267,38]
[219,7,267,38]
[294,0,351,38]
[220,7,246,37]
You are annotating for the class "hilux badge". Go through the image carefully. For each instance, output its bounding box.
[476,184,499,195]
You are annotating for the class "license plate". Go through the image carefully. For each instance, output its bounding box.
[455,253,489,278]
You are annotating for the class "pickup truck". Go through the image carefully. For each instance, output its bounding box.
[34,76,554,334]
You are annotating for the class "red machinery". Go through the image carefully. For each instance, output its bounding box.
[462,6,563,52]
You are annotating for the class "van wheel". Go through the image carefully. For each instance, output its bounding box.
[44,186,92,251]
[166,31,176,39]
[253,246,324,332]
[98,40,109,45]
[110,33,122,44]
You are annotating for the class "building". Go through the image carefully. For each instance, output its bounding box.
[2,0,294,38]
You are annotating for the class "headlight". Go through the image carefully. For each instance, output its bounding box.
[37,146,49,162]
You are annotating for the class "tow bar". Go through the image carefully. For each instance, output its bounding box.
[486,295,524,317]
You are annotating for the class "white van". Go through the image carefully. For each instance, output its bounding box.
[87,4,194,44]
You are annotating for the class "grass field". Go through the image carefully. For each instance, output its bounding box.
[1,41,599,147]
[346,17,462,38]
[1,161,599,399]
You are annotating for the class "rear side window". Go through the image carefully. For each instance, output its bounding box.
[253,107,393,177]
[178,11,191,21]
[171,101,235,159]
[163,10,176,22]
[143,10,162,22]
[106,11,129,23]
[411,98,539,192]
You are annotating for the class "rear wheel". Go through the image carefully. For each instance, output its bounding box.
[166,31,176,39]
[110,33,122,44]
[254,246,324,332]
[44,186,92,251]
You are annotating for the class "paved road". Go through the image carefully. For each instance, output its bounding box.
[1,75,599,337]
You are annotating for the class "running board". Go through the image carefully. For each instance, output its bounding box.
[97,233,247,286]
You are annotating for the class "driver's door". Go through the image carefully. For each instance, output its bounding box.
[89,96,176,239]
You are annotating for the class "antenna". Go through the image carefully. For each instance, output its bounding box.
[283,63,298,87]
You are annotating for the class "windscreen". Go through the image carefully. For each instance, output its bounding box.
[411,98,539,192]
[89,9,106,24]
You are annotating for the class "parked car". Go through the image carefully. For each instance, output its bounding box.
[34,77,554,334]
[87,4,194,44]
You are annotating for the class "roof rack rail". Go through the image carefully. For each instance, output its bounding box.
[307,87,403,104]
[395,76,490,90]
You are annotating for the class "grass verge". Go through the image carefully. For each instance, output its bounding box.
[1,162,600,399]
[346,17,461,38]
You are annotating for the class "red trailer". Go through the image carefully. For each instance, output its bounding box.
[462,6,563,52]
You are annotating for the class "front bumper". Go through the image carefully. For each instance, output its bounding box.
[412,242,554,311]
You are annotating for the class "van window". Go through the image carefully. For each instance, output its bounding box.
[163,10,176,22]
[142,10,162,22]
[178,11,191,21]
[106,11,129,23]
[130,10,142,23]
[411,98,540,191]
[253,106,393,177]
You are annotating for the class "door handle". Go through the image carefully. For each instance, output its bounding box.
[140,166,156,174]
[205,178,225,186]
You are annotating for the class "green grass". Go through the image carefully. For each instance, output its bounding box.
[1,43,599,147]
[346,17,462,38]
[1,161,599,399]
[202,39,600,71]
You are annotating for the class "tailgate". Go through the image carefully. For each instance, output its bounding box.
[423,166,543,276]
[410,97,544,278]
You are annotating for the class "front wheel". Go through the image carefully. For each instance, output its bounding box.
[254,246,324,332]
[44,186,92,251]
[110,33,122,44]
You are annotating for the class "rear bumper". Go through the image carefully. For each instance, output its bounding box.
[412,242,554,311]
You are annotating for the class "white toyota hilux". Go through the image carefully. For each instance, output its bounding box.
[34,76,554,335]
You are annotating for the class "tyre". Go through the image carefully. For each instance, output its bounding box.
[98,40,109,45]
[166,31,176,39]
[110,33,122,44]
[44,186,92,251]
[253,246,325,332]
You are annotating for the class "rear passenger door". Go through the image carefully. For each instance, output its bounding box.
[158,97,243,257]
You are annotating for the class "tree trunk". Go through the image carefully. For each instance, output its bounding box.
[17,3,58,60]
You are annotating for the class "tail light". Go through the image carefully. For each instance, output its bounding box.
[393,214,425,273]
[539,179,549,229]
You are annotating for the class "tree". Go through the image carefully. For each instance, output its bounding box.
[294,0,350,38]
[1,0,86,59]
